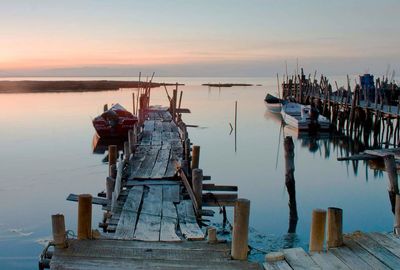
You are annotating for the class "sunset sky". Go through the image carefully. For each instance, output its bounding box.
[0,0,399,76]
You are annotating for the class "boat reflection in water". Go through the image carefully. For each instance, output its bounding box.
[92,133,125,155]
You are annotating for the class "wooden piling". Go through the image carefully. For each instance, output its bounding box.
[394,195,400,235]
[51,214,66,248]
[327,207,343,248]
[192,168,203,210]
[207,227,217,244]
[128,129,136,153]
[309,209,327,252]
[106,176,115,200]
[123,141,130,160]
[284,136,298,233]
[231,198,250,260]
[103,104,108,112]
[192,145,200,170]
[77,194,92,240]
[108,145,118,177]
[384,154,399,213]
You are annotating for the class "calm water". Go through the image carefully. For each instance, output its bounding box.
[0,76,393,268]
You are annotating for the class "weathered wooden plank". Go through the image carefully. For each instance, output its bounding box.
[368,232,400,258]
[140,130,152,145]
[202,184,238,192]
[133,185,163,241]
[179,170,200,214]
[129,146,147,177]
[126,180,179,187]
[143,120,155,132]
[176,200,204,240]
[343,235,392,269]
[282,248,321,270]
[66,194,109,206]
[160,201,181,242]
[135,146,160,178]
[310,252,351,270]
[150,145,171,179]
[114,186,144,239]
[263,260,293,270]
[202,193,238,201]
[162,121,172,132]
[348,232,400,269]
[163,184,180,203]
[151,131,162,145]
[330,246,377,270]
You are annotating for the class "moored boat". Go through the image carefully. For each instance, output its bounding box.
[92,103,138,138]
[281,102,330,131]
[264,93,283,113]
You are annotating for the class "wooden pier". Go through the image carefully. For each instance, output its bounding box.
[43,87,261,269]
[264,232,400,270]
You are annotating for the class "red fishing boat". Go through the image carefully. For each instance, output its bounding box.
[92,103,138,138]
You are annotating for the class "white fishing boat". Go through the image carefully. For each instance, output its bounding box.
[264,94,282,113]
[281,102,330,131]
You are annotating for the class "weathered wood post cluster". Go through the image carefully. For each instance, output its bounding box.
[309,207,343,252]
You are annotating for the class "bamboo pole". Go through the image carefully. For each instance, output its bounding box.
[231,198,250,260]
[77,194,92,240]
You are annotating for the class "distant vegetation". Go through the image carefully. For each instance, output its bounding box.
[202,83,253,87]
[0,80,183,93]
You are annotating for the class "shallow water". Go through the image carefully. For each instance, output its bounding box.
[0,76,393,268]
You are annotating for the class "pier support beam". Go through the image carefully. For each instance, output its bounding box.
[309,209,327,252]
[78,194,92,240]
[52,214,66,248]
[384,154,399,213]
[108,145,118,177]
[232,198,250,260]
[207,227,217,244]
[191,145,200,170]
[192,168,203,210]
[327,207,343,248]
[394,195,400,235]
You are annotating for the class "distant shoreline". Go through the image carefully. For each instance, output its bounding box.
[0,80,183,93]
[202,83,254,87]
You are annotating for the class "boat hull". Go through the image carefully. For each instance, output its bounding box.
[281,103,330,131]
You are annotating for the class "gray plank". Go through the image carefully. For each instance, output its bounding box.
[176,200,204,240]
[143,120,155,132]
[151,131,162,145]
[135,146,160,178]
[133,185,163,241]
[263,261,293,270]
[368,232,400,258]
[126,180,179,187]
[163,184,180,203]
[150,145,171,179]
[348,232,400,269]
[343,236,392,270]
[114,186,144,239]
[330,246,376,270]
[160,201,181,242]
[66,194,108,206]
[310,252,351,270]
[282,248,321,270]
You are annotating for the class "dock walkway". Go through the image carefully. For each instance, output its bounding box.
[264,232,400,270]
[55,105,261,269]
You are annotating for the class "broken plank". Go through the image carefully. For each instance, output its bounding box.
[66,194,109,206]
[135,146,160,178]
[150,145,171,179]
[114,186,144,240]
[160,201,181,242]
[177,200,204,240]
[133,185,163,241]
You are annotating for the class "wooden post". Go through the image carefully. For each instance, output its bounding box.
[108,145,117,177]
[208,227,217,244]
[384,154,399,213]
[327,207,343,248]
[192,168,203,210]
[123,141,130,161]
[172,86,178,121]
[106,176,115,200]
[103,104,108,112]
[128,129,135,153]
[132,92,135,115]
[51,214,66,248]
[191,145,200,170]
[394,195,400,235]
[284,136,298,233]
[309,209,327,252]
[231,198,250,260]
[77,194,92,240]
